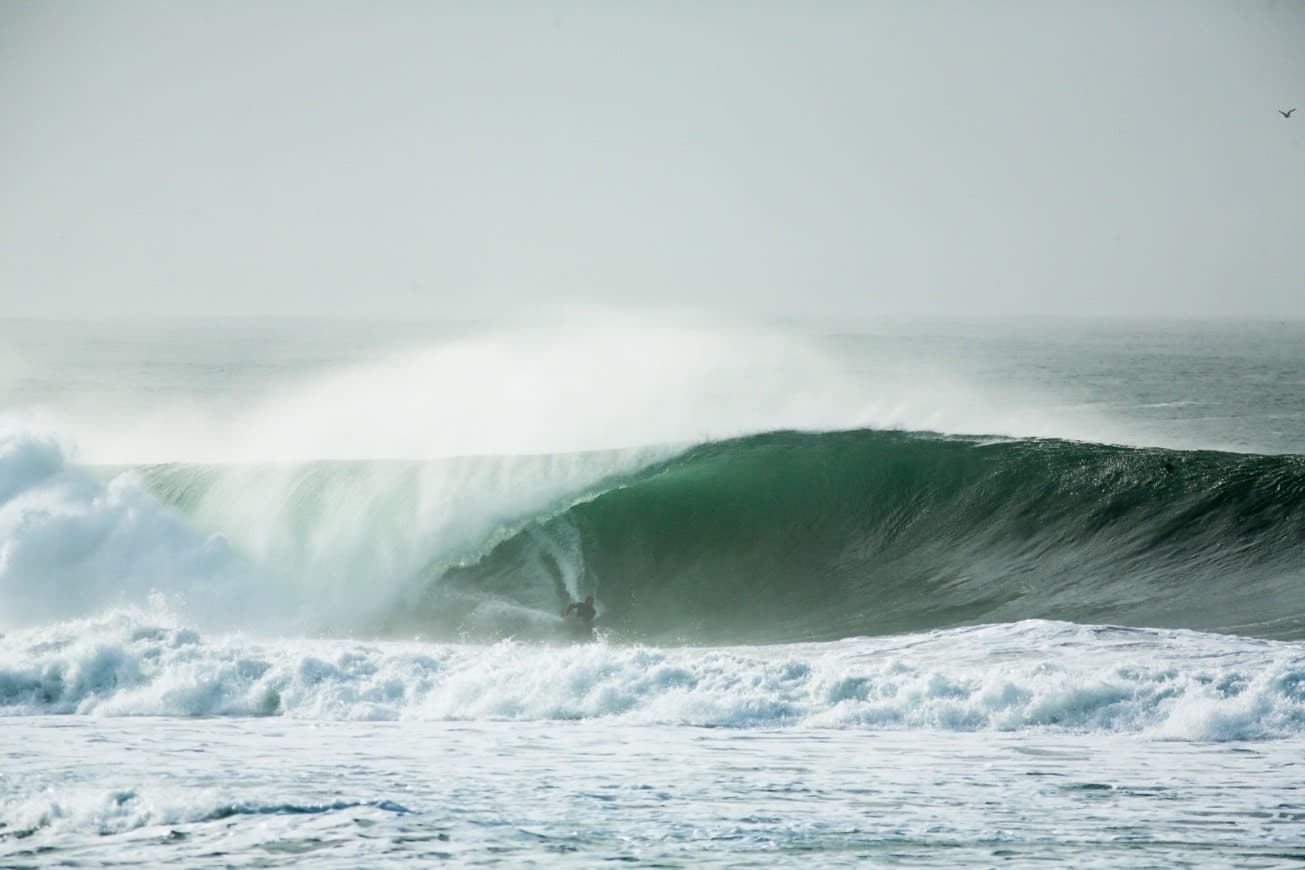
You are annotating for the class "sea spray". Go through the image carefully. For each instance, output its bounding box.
[0,317,1129,465]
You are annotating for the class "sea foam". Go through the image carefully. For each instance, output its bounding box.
[2,613,1301,741]
[0,433,266,630]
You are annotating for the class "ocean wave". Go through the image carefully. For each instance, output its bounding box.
[418,429,1305,643]
[6,425,1305,643]
[2,612,1302,741]
[0,429,657,633]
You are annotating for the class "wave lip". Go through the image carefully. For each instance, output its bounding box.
[3,613,1303,741]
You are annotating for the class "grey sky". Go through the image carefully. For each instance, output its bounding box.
[2,0,1303,319]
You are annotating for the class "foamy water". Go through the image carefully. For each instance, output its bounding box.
[3,612,1303,740]
[6,719,1304,867]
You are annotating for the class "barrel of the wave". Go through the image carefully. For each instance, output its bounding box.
[433,429,1305,644]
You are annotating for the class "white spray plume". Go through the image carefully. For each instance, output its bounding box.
[5,313,1125,465]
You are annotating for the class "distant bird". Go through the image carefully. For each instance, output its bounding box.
[1282,108,1297,118]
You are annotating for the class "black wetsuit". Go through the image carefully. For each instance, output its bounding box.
[564,600,596,624]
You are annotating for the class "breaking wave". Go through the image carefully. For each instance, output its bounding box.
[4,427,1304,644]
[1,612,1302,740]
[418,429,1305,643]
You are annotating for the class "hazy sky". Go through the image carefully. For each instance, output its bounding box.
[2,1,1303,319]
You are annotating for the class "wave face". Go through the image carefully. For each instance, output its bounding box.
[416,430,1305,643]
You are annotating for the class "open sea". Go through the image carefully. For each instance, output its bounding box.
[2,316,1303,866]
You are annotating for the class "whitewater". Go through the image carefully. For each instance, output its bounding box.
[3,316,1304,866]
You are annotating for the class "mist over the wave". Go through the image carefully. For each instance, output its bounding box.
[0,315,1136,466]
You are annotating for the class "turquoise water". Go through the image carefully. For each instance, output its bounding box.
[2,317,1304,865]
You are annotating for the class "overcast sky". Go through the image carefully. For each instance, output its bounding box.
[2,1,1303,320]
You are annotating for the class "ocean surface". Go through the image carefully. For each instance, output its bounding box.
[2,316,1304,866]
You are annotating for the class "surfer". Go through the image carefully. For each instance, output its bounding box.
[563,595,596,625]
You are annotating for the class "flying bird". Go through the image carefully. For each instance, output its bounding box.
[1281,108,1296,118]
